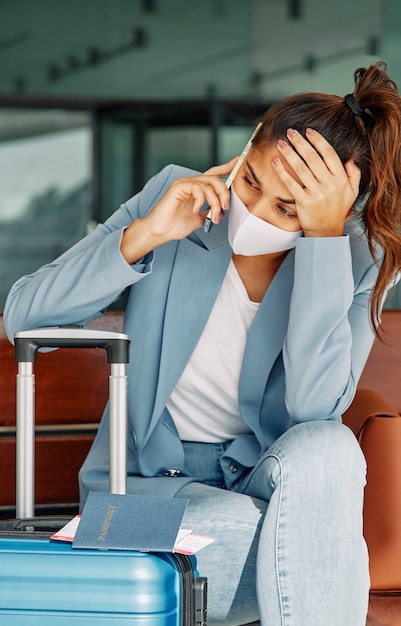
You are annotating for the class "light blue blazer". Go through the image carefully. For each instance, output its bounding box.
[4,165,381,505]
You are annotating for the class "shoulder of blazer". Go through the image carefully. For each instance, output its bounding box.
[345,220,382,263]
[345,220,383,289]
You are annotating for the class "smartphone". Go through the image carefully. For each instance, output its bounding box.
[203,122,263,233]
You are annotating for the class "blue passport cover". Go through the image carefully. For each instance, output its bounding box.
[72,491,189,552]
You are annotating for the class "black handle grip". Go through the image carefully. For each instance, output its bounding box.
[14,328,130,363]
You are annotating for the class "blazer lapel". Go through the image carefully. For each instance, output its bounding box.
[144,224,232,443]
[238,250,295,437]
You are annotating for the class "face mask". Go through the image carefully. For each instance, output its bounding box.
[228,187,303,256]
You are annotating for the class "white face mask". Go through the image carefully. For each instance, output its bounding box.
[228,187,303,256]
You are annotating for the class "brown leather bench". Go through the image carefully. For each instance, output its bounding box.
[1,310,401,624]
[357,310,401,413]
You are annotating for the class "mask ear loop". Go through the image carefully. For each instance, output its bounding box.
[203,122,263,233]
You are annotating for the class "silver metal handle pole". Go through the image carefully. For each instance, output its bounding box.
[109,363,127,495]
[16,362,35,518]
[14,329,130,515]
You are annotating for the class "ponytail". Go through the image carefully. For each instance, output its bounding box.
[352,63,401,334]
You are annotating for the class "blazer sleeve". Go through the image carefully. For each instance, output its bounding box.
[282,225,382,423]
[3,164,194,340]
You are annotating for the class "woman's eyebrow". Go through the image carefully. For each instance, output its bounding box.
[277,197,296,205]
[247,162,295,205]
[247,162,262,186]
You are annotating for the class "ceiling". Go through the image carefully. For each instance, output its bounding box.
[0,0,397,107]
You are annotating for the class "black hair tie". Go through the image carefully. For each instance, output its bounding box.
[344,93,367,117]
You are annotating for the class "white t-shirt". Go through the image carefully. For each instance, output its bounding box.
[167,259,260,442]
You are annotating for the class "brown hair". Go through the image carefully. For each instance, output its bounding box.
[253,62,401,336]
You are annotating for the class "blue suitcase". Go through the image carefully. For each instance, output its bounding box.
[0,329,207,626]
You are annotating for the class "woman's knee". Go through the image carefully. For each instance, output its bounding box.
[240,420,366,501]
[273,420,365,476]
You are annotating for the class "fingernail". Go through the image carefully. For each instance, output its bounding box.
[272,156,280,166]
[306,127,315,135]
[287,128,297,138]
[214,209,224,224]
[277,139,287,149]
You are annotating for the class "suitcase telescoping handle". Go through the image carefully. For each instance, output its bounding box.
[14,328,131,519]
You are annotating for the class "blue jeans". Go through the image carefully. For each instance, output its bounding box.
[177,421,369,626]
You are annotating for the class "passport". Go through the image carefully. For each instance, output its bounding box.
[72,491,189,552]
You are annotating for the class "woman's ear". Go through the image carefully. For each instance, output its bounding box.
[344,159,362,199]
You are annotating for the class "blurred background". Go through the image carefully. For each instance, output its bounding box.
[0,0,400,309]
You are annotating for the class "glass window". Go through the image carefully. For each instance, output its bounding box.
[0,109,92,310]
[147,127,211,179]
[220,126,253,163]
[100,119,135,222]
